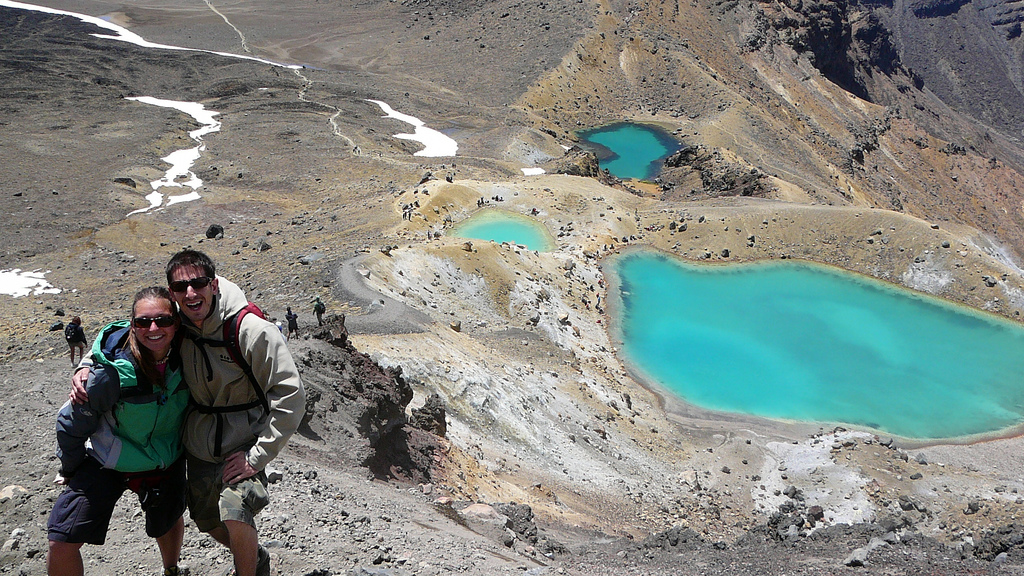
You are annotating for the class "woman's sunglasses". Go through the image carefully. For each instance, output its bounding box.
[132,316,177,328]
[168,276,213,292]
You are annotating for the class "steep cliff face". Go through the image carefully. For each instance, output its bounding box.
[752,0,912,102]
[875,0,1024,136]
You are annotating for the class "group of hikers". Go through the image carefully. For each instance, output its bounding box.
[49,249,309,576]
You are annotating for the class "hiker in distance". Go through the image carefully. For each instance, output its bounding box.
[50,287,189,576]
[64,316,87,367]
[72,249,306,576]
[285,306,299,340]
[312,296,326,326]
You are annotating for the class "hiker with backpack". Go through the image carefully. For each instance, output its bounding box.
[50,287,189,576]
[285,306,299,339]
[72,250,305,576]
[312,296,326,326]
[64,316,87,367]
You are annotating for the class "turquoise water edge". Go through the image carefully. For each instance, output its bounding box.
[450,209,555,251]
[612,251,1024,440]
[577,122,681,180]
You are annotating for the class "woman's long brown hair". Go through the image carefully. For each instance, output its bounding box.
[125,286,179,388]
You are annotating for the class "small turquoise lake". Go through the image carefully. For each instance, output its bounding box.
[613,251,1024,440]
[577,122,681,180]
[450,209,555,251]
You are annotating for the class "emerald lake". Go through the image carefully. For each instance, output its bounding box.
[577,122,681,180]
[613,252,1024,440]
[450,209,555,251]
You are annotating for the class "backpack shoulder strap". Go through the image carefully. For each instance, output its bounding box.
[224,303,270,414]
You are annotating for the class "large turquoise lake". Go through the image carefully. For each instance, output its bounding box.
[577,122,681,180]
[613,252,1024,439]
[450,209,555,251]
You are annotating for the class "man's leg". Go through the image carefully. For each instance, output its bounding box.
[154,516,184,571]
[225,520,259,576]
[186,455,269,575]
[47,540,84,576]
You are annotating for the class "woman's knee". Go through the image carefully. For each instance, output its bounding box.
[48,539,83,555]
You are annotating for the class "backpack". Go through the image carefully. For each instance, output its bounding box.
[64,323,76,342]
[185,301,271,457]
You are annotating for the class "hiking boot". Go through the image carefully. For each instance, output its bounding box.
[163,566,189,576]
[255,546,271,576]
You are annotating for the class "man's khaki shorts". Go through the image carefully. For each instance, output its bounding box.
[186,453,269,532]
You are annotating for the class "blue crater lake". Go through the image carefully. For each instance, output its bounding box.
[450,209,555,251]
[613,251,1024,440]
[577,122,681,180]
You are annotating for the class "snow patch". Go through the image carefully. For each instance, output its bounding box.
[0,269,60,298]
[367,100,458,157]
[0,1,301,69]
[125,97,221,215]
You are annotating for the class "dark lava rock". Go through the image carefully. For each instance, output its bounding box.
[409,393,447,437]
[205,224,224,239]
[642,525,706,551]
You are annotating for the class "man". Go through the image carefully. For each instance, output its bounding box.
[312,297,326,326]
[73,250,305,576]
[285,306,299,340]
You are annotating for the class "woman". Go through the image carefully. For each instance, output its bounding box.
[64,316,87,367]
[47,287,189,576]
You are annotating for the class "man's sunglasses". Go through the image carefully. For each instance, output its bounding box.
[132,316,177,328]
[168,276,213,292]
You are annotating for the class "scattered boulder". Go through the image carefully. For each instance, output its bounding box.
[0,485,27,502]
[492,502,539,544]
[298,253,325,265]
[205,224,224,239]
[409,393,447,437]
[458,503,515,547]
[844,536,889,567]
[266,467,284,484]
[642,525,706,551]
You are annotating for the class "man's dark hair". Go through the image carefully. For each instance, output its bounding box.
[166,249,216,283]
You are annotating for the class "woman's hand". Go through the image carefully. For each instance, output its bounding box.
[69,367,89,404]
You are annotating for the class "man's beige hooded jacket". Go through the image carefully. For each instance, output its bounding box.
[180,276,305,470]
